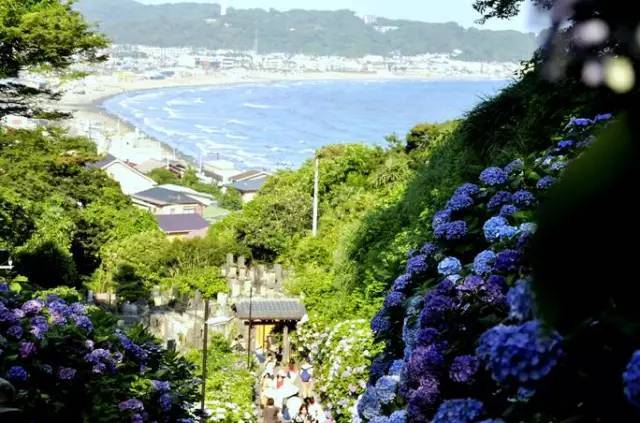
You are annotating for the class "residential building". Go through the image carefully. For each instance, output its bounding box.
[158,184,217,206]
[230,169,271,183]
[131,187,205,215]
[228,176,268,203]
[155,214,210,239]
[136,158,166,174]
[88,154,157,195]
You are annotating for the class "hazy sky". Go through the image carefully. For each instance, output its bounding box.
[137,0,549,32]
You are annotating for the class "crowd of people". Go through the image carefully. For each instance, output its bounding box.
[259,355,330,423]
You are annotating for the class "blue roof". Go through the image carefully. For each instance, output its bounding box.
[132,187,203,206]
[229,177,268,193]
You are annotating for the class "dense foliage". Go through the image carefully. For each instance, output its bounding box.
[186,334,255,423]
[75,0,537,61]
[0,283,198,421]
[0,0,108,118]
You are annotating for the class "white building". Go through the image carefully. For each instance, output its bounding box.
[88,154,156,195]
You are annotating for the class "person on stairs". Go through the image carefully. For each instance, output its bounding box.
[263,397,281,423]
[299,361,314,399]
[292,404,315,423]
[306,397,326,423]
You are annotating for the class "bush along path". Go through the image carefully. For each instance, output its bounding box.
[0,285,198,422]
[355,114,619,423]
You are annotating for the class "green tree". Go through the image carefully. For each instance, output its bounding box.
[220,188,242,210]
[0,0,108,118]
[147,167,179,184]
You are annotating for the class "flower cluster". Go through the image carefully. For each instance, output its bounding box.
[359,115,605,421]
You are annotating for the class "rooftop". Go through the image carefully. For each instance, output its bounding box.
[229,177,268,193]
[234,298,307,321]
[132,187,204,206]
[156,213,209,233]
[87,153,117,169]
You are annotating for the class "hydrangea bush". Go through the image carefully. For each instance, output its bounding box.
[293,319,382,422]
[0,284,198,422]
[358,115,614,422]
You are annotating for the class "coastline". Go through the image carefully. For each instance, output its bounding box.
[57,70,510,168]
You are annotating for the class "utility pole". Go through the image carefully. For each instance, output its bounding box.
[312,155,319,237]
[246,282,253,369]
[200,297,210,423]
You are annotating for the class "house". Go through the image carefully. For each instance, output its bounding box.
[158,184,217,206]
[131,187,205,215]
[155,214,209,239]
[202,159,240,185]
[88,154,156,195]
[136,158,166,174]
[230,169,271,183]
[228,177,268,203]
[203,204,231,223]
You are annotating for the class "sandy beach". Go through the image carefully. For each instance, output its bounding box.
[56,69,506,167]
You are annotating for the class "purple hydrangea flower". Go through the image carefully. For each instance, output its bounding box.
[159,392,172,412]
[479,167,508,186]
[407,377,440,421]
[30,316,49,339]
[437,257,462,276]
[450,355,480,384]
[117,332,148,362]
[21,299,43,315]
[487,191,512,209]
[416,327,440,347]
[119,398,144,412]
[477,320,563,384]
[7,325,23,339]
[73,315,93,332]
[493,250,521,273]
[69,303,87,315]
[407,344,445,377]
[6,365,28,382]
[19,341,36,358]
[131,414,144,423]
[568,117,593,127]
[536,176,556,189]
[58,367,77,380]
[473,250,496,276]
[594,113,612,122]
[0,309,19,325]
[623,350,640,408]
[483,275,507,306]
[420,242,437,257]
[433,399,485,423]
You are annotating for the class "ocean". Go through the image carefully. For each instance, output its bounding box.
[102,79,508,170]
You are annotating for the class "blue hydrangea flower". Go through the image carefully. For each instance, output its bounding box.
[594,113,612,122]
[6,365,28,382]
[477,320,563,384]
[375,376,399,404]
[432,209,452,228]
[416,327,440,347]
[371,311,391,335]
[437,257,462,276]
[370,416,390,423]
[454,183,480,197]
[623,350,640,408]
[407,377,440,421]
[511,190,536,207]
[159,392,172,412]
[483,275,507,306]
[478,420,506,423]
[391,273,412,293]
[487,191,512,209]
[357,386,381,420]
[389,410,407,423]
[406,253,429,276]
[518,222,537,235]
[480,167,509,186]
[389,360,405,377]
[504,159,524,174]
[557,139,575,150]
[152,380,171,392]
[432,398,485,423]
[19,341,36,358]
[74,315,93,332]
[483,217,517,242]
[384,291,406,308]
[550,160,567,171]
[493,250,521,273]
[450,355,480,384]
[473,250,496,276]
[446,194,474,212]
[568,117,593,127]
[499,204,518,217]
[435,220,468,241]
[21,299,43,315]
[420,243,437,257]
[536,175,556,189]
[7,325,23,339]
[507,280,535,322]
[30,316,49,339]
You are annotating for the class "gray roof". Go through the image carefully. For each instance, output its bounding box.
[88,154,117,169]
[234,299,306,321]
[132,187,204,206]
[156,213,209,233]
[229,177,268,193]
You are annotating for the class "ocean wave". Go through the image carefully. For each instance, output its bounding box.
[196,124,222,134]
[226,133,249,140]
[166,98,194,106]
[243,102,272,109]
[163,106,181,119]
[226,119,251,126]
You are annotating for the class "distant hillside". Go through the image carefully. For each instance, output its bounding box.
[75,0,539,62]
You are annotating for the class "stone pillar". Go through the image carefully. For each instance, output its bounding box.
[283,325,290,364]
[231,279,241,298]
[274,264,283,285]
[238,255,246,269]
